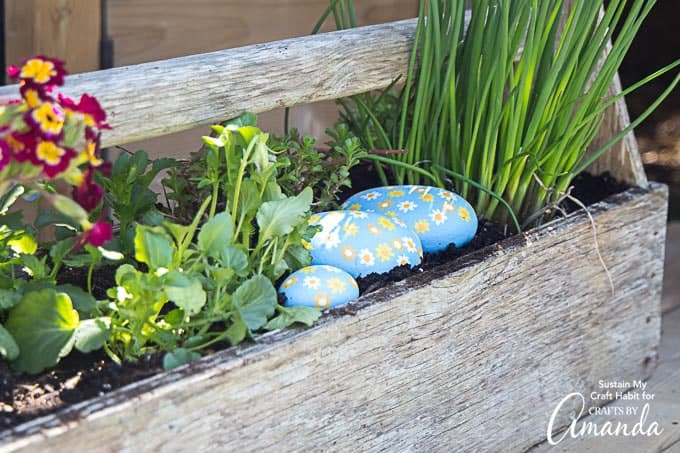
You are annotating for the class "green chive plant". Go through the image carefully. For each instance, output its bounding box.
[326,0,679,229]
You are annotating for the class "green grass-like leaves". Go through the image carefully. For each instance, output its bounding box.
[335,0,679,230]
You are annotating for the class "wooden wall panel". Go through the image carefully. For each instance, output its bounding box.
[105,0,417,161]
[5,0,100,75]
[107,0,416,66]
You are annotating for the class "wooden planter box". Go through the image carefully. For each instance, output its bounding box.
[0,16,667,452]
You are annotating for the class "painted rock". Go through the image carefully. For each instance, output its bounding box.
[279,265,359,309]
[342,185,477,253]
[307,210,422,278]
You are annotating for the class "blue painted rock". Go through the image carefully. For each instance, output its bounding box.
[342,185,477,253]
[307,210,422,278]
[279,265,359,309]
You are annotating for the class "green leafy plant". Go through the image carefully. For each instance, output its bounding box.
[164,121,367,219]
[271,123,367,210]
[105,115,321,368]
[98,149,176,255]
[327,0,680,229]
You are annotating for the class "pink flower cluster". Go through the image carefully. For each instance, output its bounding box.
[1,56,112,246]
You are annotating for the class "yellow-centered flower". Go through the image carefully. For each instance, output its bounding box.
[21,59,57,84]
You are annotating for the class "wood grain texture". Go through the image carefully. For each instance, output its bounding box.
[107,0,417,66]
[532,307,680,452]
[585,72,649,187]
[663,222,680,314]
[0,19,418,147]
[104,0,417,174]
[4,0,100,74]
[0,184,667,452]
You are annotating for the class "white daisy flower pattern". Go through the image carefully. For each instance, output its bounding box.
[429,209,448,225]
[393,218,407,228]
[402,237,418,253]
[303,276,321,290]
[398,200,417,213]
[318,230,341,249]
[351,211,368,219]
[359,249,375,266]
[438,190,455,200]
[397,255,410,266]
[362,191,382,201]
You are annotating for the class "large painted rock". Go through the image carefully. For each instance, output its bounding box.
[342,185,477,253]
[279,265,359,309]
[307,210,422,278]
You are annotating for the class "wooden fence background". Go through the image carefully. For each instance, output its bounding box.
[4,0,417,160]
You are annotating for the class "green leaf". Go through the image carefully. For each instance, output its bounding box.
[224,316,247,345]
[238,180,262,216]
[19,254,49,279]
[0,324,19,360]
[62,253,92,268]
[75,318,110,353]
[224,112,258,129]
[50,238,75,262]
[197,212,233,257]
[163,348,200,371]
[262,181,285,202]
[8,232,37,254]
[219,246,248,275]
[134,225,176,270]
[0,289,21,310]
[50,193,89,224]
[163,271,206,316]
[0,184,24,215]
[164,308,185,326]
[163,222,192,247]
[5,289,79,373]
[264,306,322,331]
[202,135,225,151]
[58,284,97,314]
[115,263,138,286]
[35,209,79,230]
[0,211,24,230]
[231,275,277,331]
[256,187,313,242]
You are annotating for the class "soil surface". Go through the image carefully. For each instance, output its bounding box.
[0,172,628,430]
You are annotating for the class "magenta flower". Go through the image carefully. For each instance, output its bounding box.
[35,141,76,178]
[59,93,111,130]
[73,167,104,211]
[20,84,51,109]
[0,141,11,171]
[6,132,39,165]
[85,219,113,247]
[24,101,65,140]
[8,55,66,88]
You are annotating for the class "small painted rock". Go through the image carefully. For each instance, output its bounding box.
[279,265,359,309]
[342,185,477,253]
[307,210,422,278]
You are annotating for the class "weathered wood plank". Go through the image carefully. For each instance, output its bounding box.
[0,184,667,452]
[107,0,417,66]
[531,307,680,452]
[0,19,418,147]
[663,222,680,314]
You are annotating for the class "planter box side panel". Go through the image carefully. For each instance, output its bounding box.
[2,184,666,452]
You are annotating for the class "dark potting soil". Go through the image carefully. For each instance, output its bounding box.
[0,171,629,430]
